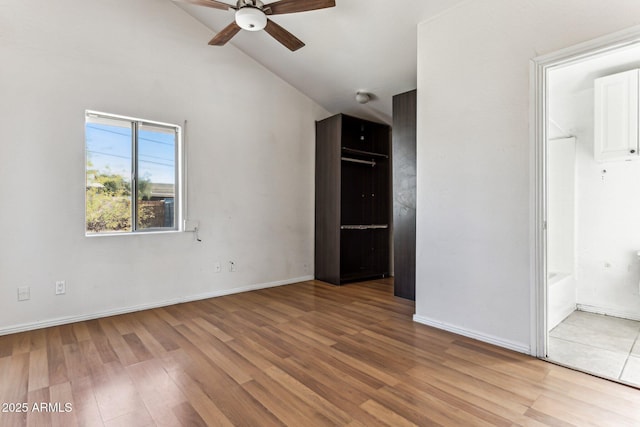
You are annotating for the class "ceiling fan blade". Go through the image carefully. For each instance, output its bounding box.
[264,19,305,51]
[173,0,231,10]
[208,21,241,46]
[267,0,335,15]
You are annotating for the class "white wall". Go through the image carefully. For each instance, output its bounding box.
[576,142,640,320]
[0,0,328,333]
[571,83,640,320]
[415,0,640,353]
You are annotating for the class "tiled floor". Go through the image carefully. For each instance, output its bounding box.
[548,310,640,387]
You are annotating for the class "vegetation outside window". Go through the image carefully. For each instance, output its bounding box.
[85,111,181,235]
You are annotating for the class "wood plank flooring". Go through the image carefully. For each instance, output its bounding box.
[1,279,640,426]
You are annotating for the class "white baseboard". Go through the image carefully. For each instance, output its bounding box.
[0,275,314,336]
[413,314,531,355]
[577,303,640,322]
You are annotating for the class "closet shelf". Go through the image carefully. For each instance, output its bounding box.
[340,224,388,230]
[341,147,389,158]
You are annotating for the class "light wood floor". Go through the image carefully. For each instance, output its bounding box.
[1,279,640,426]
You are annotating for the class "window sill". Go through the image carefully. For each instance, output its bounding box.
[85,229,182,238]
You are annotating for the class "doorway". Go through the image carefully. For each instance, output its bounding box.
[532,26,640,386]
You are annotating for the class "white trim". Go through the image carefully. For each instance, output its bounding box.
[577,304,640,323]
[533,25,640,69]
[530,24,640,360]
[86,109,180,130]
[0,276,314,336]
[413,314,530,355]
[529,57,547,358]
[84,109,183,235]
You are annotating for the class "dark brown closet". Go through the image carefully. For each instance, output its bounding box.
[315,114,391,285]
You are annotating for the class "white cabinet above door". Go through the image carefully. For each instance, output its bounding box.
[594,69,639,162]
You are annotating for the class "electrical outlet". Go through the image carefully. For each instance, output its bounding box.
[229,261,236,272]
[214,262,221,273]
[55,280,66,295]
[17,286,30,301]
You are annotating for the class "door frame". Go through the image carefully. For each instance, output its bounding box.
[530,25,640,358]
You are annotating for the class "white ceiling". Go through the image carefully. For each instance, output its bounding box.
[549,42,640,138]
[174,0,465,124]
[550,43,640,102]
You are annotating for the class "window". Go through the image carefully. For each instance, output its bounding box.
[85,111,181,235]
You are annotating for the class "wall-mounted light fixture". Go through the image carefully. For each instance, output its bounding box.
[355,91,371,104]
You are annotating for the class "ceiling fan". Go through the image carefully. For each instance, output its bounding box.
[176,0,336,51]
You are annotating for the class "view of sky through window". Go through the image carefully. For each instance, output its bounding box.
[86,123,175,185]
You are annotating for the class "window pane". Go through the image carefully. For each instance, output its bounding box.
[136,123,176,230]
[85,116,133,234]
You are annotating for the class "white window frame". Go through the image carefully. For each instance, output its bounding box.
[85,110,183,236]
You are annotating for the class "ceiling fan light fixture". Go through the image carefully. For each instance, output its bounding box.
[235,7,267,31]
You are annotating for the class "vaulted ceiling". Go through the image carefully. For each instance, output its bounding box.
[174,0,465,124]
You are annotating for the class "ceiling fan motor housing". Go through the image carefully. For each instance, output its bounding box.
[236,0,264,7]
[235,0,267,31]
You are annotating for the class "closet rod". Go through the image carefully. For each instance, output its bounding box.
[342,147,389,158]
[340,224,389,230]
[341,157,376,166]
